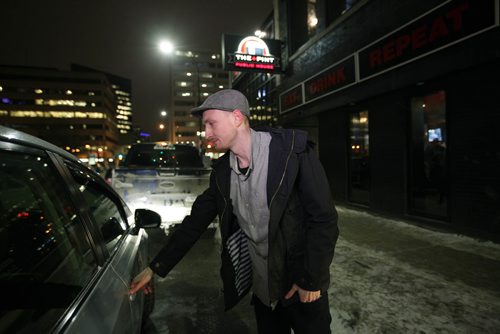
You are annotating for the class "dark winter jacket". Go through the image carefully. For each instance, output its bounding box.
[150,128,339,310]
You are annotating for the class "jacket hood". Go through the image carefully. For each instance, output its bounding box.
[258,127,309,154]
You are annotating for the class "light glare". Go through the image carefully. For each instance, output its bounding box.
[159,40,174,54]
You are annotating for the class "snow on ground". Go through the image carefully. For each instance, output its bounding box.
[336,207,500,261]
[330,207,500,333]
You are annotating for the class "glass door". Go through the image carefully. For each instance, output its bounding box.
[348,110,370,204]
[409,90,448,219]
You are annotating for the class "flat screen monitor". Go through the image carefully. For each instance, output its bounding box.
[427,128,442,142]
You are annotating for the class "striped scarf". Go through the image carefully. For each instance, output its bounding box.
[227,227,252,296]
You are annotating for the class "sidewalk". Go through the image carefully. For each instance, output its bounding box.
[330,206,500,333]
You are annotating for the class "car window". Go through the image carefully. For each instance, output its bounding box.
[126,146,177,168]
[66,163,128,253]
[0,149,97,333]
[125,144,203,168]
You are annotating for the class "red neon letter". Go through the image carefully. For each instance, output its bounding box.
[447,1,469,31]
[395,34,410,56]
[429,16,449,43]
[369,49,383,68]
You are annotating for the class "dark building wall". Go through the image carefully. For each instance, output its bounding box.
[282,0,445,88]
[368,94,408,215]
[318,106,348,201]
[279,0,500,238]
[446,60,500,233]
[318,92,408,215]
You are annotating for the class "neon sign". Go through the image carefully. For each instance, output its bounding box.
[223,34,282,73]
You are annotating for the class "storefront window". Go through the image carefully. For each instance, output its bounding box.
[349,110,370,204]
[307,0,319,37]
[409,91,448,218]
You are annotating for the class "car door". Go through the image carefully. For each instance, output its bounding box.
[58,160,146,334]
[0,143,98,333]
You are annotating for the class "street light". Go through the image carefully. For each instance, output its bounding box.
[159,40,174,54]
[158,40,175,142]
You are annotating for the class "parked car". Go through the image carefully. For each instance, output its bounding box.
[110,143,212,230]
[0,125,161,333]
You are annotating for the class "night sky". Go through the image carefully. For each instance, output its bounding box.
[0,0,273,135]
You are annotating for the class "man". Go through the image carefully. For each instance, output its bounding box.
[130,89,339,333]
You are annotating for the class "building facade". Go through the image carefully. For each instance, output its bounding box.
[71,64,134,140]
[168,50,229,151]
[0,65,121,161]
[272,0,499,238]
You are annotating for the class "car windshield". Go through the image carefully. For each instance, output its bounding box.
[125,145,203,168]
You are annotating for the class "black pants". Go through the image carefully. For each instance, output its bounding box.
[252,294,332,334]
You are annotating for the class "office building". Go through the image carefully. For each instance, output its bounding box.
[72,64,134,139]
[168,50,229,150]
[0,65,121,161]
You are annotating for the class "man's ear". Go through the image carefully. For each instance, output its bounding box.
[233,109,245,126]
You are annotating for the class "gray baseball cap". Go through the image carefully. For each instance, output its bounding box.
[191,89,250,117]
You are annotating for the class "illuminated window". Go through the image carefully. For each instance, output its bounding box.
[48,111,74,118]
[115,90,130,96]
[307,0,318,37]
[76,112,89,118]
[10,111,45,117]
[349,110,370,204]
[86,112,105,119]
[176,81,192,87]
[410,91,448,218]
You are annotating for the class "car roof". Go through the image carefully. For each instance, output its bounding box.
[0,125,80,162]
[131,142,196,148]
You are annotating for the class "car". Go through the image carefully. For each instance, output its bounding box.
[111,142,212,230]
[0,125,161,333]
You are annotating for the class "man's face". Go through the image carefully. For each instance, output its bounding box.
[202,109,237,150]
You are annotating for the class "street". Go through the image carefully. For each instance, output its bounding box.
[142,206,500,333]
[142,226,256,333]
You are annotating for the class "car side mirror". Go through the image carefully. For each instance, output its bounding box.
[134,209,161,229]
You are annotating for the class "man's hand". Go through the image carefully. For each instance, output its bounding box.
[284,283,321,303]
[129,267,154,295]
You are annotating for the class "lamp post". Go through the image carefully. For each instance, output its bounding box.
[158,40,174,143]
[159,110,168,141]
[193,61,204,153]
